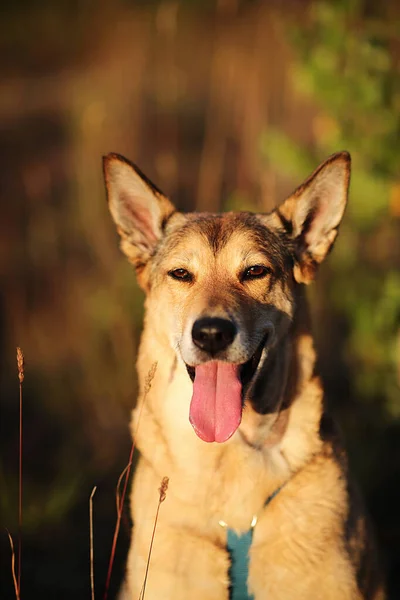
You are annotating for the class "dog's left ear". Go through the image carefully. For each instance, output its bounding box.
[103,153,176,277]
[276,151,351,284]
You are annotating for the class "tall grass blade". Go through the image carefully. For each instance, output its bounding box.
[16,347,24,596]
[90,486,97,600]
[103,363,157,600]
[138,477,169,600]
[6,529,20,600]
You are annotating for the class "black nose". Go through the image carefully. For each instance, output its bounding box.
[192,317,237,355]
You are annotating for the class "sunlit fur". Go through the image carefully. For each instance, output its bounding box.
[104,152,385,600]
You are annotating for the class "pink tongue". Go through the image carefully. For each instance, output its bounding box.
[189,362,242,443]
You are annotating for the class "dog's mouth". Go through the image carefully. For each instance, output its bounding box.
[185,334,268,444]
[185,334,266,389]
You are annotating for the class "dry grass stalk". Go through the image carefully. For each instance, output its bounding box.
[103,363,157,600]
[16,347,24,383]
[115,463,131,515]
[6,529,20,600]
[144,362,157,395]
[90,486,97,600]
[16,347,24,595]
[138,477,169,600]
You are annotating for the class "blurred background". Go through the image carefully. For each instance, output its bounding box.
[0,0,399,598]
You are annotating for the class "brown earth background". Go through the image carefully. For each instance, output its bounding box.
[0,1,399,598]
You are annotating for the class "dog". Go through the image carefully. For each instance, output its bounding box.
[103,151,385,599]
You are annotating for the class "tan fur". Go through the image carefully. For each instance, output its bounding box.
[103,152,385,599]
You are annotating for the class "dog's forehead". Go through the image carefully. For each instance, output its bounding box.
[162,211,291,270]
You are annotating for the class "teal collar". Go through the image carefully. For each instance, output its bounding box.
[227,527,254,600]
[224,487,282,600]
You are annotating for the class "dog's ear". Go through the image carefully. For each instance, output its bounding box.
[103,153,176,277]
[276,151,351,284]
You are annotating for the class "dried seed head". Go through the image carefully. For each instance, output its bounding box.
[159,476,169,503]
[144,362,157,395]
[16,347,24,384]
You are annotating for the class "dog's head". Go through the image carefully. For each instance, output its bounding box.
[103,152,350,443]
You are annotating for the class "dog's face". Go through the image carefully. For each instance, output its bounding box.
[104,152,350,443]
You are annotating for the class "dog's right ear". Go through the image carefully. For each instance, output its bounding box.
[103,153,176,279]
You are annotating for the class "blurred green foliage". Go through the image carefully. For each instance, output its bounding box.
[261,0,400,416]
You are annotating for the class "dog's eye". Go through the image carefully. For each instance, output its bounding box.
[242,265,271,281]
[168,268,192,282]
